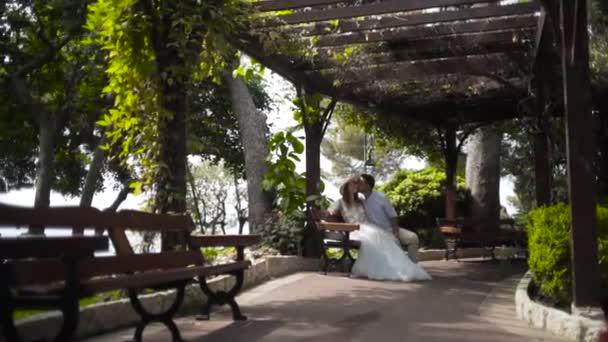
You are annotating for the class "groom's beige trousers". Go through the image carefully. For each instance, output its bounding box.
[397,228,419,263]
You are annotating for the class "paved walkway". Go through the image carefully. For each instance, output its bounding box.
[85,259,569,342]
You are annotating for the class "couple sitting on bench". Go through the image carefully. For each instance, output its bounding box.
[316,174,431,282]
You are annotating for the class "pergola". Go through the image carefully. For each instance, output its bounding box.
[231,0,599,308]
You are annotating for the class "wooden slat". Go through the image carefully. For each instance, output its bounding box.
[189,235,260,247]
[306,53,519,83]
[108,227,134,255]
[312,30,533,69]
[317,222,359,232]
[10,251,204,286]
[0,203,103,231]
[310,15,537,45]
[257,2,540,36]
[265,0,494,25]
[440,226,462,234]
[0,236,109,259]
[109,209,195,232]
[310,4,539,45]
[255,0,345,11]
[83,251,204,278]
[83,261,251,293]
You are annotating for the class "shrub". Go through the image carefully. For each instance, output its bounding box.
[379,167,471,248]
[526,203,608,306]
[258,210,306,255]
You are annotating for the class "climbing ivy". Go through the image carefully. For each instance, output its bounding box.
[86,0,248,195]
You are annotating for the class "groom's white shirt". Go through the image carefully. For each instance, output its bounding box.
[360,191,398,232]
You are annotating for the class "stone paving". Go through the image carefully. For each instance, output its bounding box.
[84,259,570,342]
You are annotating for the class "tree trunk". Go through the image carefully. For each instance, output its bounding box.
[303,127,324,257]
[597,110,608,198]
[444,127,458,220]
[465,127,502,232]
[155,81,188,250]
[31,114,56,234]
[80,141,106,207]
[227,71,274,233]
[107,181,131,212]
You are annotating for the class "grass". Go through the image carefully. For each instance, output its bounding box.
[14,290,124,321]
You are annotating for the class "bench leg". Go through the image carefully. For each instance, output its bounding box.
[0,264,20,342]
[483,246,497,261]
[0,259,81,342]
[321,246,329,275]
[197,271,247,321]
[128,282,186,342]
[444,238,459,261]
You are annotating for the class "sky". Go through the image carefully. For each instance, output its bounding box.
[0,69,517,236]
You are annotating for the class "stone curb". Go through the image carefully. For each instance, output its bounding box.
[9,247,519,341]
[515,271,604,342]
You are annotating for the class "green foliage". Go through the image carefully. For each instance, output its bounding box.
[86,0,249,195]
[321,113,411,183]
[201,247,237,264]
[263,130,309,214]
[526,203,608,306]
[502,118,569,213]
[380,167,471,246]
[258,210,306,255]
[14,290,124,320]
[0,0,108,196]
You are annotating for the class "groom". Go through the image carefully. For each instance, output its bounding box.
[358,174,420,263]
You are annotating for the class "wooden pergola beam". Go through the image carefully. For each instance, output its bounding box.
[306,53,523,83]
[254,0,344,11]
[311,30,533,68]
[260,0,494,25]
[255,2,540,37]
[311,15,537,46]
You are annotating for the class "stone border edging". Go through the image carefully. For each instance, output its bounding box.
[515,271,604,342]
[9,247,520,341]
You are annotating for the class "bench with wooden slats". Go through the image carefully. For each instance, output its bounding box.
[0,204,259,342]
[315,220,361,274]
[436,218,527,261]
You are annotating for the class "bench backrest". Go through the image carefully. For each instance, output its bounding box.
[0,204,201,287]
[107,209,196,255]
[0,203,104,235]
[436,217,518,233]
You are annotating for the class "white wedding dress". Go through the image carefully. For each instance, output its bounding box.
[341,203,432,282]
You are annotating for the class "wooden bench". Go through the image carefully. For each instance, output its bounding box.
[436,218,527,261]
[0,204,259,342]
[316,221,360,273]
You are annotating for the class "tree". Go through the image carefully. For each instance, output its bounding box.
[227,58,274,232]
[465,125,502,231]
[187,161,232,234]
[1,0,109,234]
[321,113,411,184]
[87,0,248,249]
[340,104,480,219]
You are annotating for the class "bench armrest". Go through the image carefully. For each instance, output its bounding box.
[316,222,359,232]
[189,235,260,248]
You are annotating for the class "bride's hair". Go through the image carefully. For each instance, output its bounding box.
[339,176,361,207]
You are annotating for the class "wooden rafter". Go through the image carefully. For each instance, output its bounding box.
[311,29,534,68]
[254,0,344,11]
[259,0,495,26]
[303,15,536,46]
[306,53,524,84]
[254,2,540,37]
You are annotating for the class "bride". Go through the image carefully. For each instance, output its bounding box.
[327,176,432,282]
